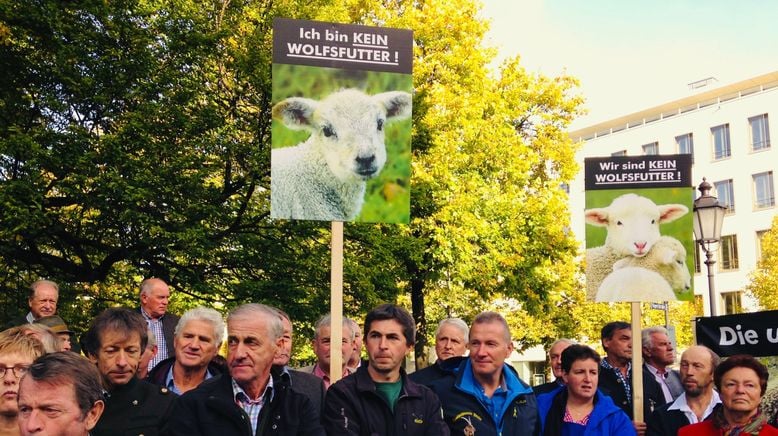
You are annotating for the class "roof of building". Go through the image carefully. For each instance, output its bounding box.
[569,71,778,142]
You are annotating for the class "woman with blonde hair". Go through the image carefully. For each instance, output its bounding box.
[0,328,47,435]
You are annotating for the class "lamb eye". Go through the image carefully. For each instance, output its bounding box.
[651,219,656,224]
[377,119,384,131]
[616,221,623,225]
[322,125,336,138]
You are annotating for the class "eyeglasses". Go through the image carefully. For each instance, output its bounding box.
[0,365,30,379]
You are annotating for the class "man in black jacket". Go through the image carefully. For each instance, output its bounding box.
[168,303,323,436]
[138,277,180,372]
[82,308,176,436]
[409,317,469,388]
[323,304,449,436]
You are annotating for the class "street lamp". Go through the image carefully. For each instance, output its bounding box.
[692,178,727,316]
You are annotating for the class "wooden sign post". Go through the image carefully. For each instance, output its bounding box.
[631,302,644,422]
[329,221,344,383]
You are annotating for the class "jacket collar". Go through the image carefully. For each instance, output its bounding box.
[353,364,422,398]
[455,358,532,421]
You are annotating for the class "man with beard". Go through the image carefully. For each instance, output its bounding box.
[646,345,721,436]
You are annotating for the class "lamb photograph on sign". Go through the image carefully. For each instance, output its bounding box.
[584,189,694,302]
[270,64,412,223]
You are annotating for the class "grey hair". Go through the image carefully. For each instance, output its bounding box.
[175,307,226,345]
[314,314,355,341]
[228,304,283,341]
[548,338,576,355]
[641,326,669,349]
[29,279,59,298]
[435,318,469,343]
[471,311,511,343]
[139,277,166,297]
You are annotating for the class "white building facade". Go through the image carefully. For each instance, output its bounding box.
[569,71,778,315]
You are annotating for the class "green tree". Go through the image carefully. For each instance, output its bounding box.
[747,215,778,309]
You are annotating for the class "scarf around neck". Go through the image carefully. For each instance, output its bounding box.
[712,405,767,435]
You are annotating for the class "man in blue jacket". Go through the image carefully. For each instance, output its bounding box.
[431,311,538,435]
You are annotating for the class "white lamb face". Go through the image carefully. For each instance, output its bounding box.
[585,193,689,257]
[315,90,390,182]
[272,89,412,183]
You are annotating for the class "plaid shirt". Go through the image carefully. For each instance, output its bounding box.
[140,308,168,371]
[600,358,632,404]
[232,377,274,435]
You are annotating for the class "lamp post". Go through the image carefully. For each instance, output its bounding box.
[692,178,727,316]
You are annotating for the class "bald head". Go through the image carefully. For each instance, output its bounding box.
[679,345,719,398]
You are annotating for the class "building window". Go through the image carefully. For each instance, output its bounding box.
[753,171,775,209]
[693,242,701,274]
[756,230,768,261]
[749,114,771,151]
[611,150,627,157]
[719,234,739,271]
[676,133,694,162]
[722,291,743,315]
[714,179,735,214]
[642,142,659,155]
[711,124,731,160]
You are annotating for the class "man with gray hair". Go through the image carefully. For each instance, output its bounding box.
[17,352,105,436]
[533,338,575,395]
[4,279,60,329]
[146,307,226,394]
[431,311,538,435]
[137,329,158,379]
[647,345,721,436]
[137,277,180,371]
[168,303,324,435]
[298,314,355,388]
[641,326,683,416]
[410,317,469,387]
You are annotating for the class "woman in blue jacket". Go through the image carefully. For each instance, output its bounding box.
[537,344,636,436]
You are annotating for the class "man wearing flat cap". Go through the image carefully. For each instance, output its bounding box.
[34,315,74,352]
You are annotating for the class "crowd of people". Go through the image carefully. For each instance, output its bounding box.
[1,278,777,435]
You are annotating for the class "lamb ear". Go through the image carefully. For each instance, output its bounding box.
[585,208,609,227]
[272,97,318,130]
[657,204,689,223]
[374,91,412,120]
[612,258,627,270]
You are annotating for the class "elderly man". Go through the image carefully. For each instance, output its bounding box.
[323,304,449,435]
[410,317,469,387]
[432,311,537,435]
[138,277,180,371]
[137,329,158,379]
[33,314,74,352]
[4,280,60,329]
[17,352,104,436]
[647,345,721,436]
[346,318,363,370]
[82,307,176,436]
[146,307,226,394]
[534,338,575,395]
[168,303,324,435]
[642,326,683,417]
[272,309,326,414]
[299,314,355,388]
